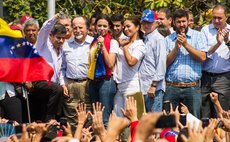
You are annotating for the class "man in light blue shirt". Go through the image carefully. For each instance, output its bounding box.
[164,9,207,118]
[139,9,167,112]
[201,4,230,118]
[60,16,93,127]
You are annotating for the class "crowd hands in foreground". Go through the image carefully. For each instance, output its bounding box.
[1,3,230,142]
[0,97,229,142]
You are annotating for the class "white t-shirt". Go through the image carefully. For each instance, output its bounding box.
[114,40,146,93]
[110,39,119,54]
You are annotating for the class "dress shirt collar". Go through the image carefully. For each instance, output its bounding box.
[171,28,192,41]
[144,29,158,41]
[209,23,230,31]
[69,35,93,45]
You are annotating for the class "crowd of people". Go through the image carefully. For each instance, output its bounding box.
[0,3,229,142]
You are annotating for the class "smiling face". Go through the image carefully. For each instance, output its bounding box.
[112,21,123,37]
[95,19,110,36]
[72,17,88,43]
[123,20,139,38]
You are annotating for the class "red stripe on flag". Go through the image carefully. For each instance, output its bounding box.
[0,57,54,82]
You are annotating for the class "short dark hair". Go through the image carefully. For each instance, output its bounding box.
[173,9,189,21]
[51,23,67,35]
[95,14,113,29]
[111,13,124,23]
[159,8,173,19]
[72,16,90,29]
[213,4,228,16]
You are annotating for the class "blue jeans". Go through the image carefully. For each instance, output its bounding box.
[89,77,117,128]
[144,90,164,112]
[164,85,202,119]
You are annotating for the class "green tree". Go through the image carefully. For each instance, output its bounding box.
[3,0,230,26]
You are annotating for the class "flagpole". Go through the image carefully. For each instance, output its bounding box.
[23,87,31,123]
[48,0,55,19]
[0,0,3,18]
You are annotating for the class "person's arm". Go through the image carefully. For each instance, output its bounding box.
[206,28,228,55]
[74,103,88,140]
[90,102,107,141]
[121,97,138,142]
[123,42,138,66]
[59,44,69,97]
[35,14,59,51]
[167,39,181,66]
[148,38,167,97]
[178,33,206,62]
[103,111,130,142]
[210,92,223,118]
[98,37,117,69]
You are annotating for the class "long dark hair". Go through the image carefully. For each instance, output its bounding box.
[125,16,144,40]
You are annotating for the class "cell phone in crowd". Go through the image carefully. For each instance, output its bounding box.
[15,125,23,138]
[201,117,209,128]
[155,114,176,128]
[59,117,67,128]
[180,114,187,126]
[163,101,171,114]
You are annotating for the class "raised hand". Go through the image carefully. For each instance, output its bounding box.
[90,102,106,141]
[210,92,218,104]
[181,123,207,142]
[180,103,189,115]
[205,118,219,142]
[134,112,162,141]
[74,102,89,139]
[75,102,88,125]
[103,111,130,142]
[121,97,138,122]
[80,126,92,142]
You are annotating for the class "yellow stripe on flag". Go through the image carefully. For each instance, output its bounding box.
[88,43,99,80]
[0,18,23,38]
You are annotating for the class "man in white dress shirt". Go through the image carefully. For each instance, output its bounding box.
[60,16,93,127]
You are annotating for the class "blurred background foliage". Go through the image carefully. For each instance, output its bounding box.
[3,0,230,27]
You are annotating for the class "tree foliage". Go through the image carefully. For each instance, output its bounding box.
[3,0,230,26]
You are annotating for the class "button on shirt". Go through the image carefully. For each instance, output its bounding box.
[60,35,94,85]
[201,23,230,73]
[35,16,63,84]
[139,30,167,94]
[166,28,208,82]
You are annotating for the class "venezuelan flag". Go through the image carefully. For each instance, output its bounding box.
[0,18,54,82]
[88,35,106,80]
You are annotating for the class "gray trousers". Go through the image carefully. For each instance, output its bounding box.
[201,71,230,118]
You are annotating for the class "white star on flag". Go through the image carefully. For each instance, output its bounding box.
[16,43,21,48]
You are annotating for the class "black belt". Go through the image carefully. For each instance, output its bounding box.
[202,71,230,77]
[67,77,87,82]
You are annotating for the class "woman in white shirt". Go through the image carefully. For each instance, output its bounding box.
[88,14,119,128]
[113,16,147,118]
